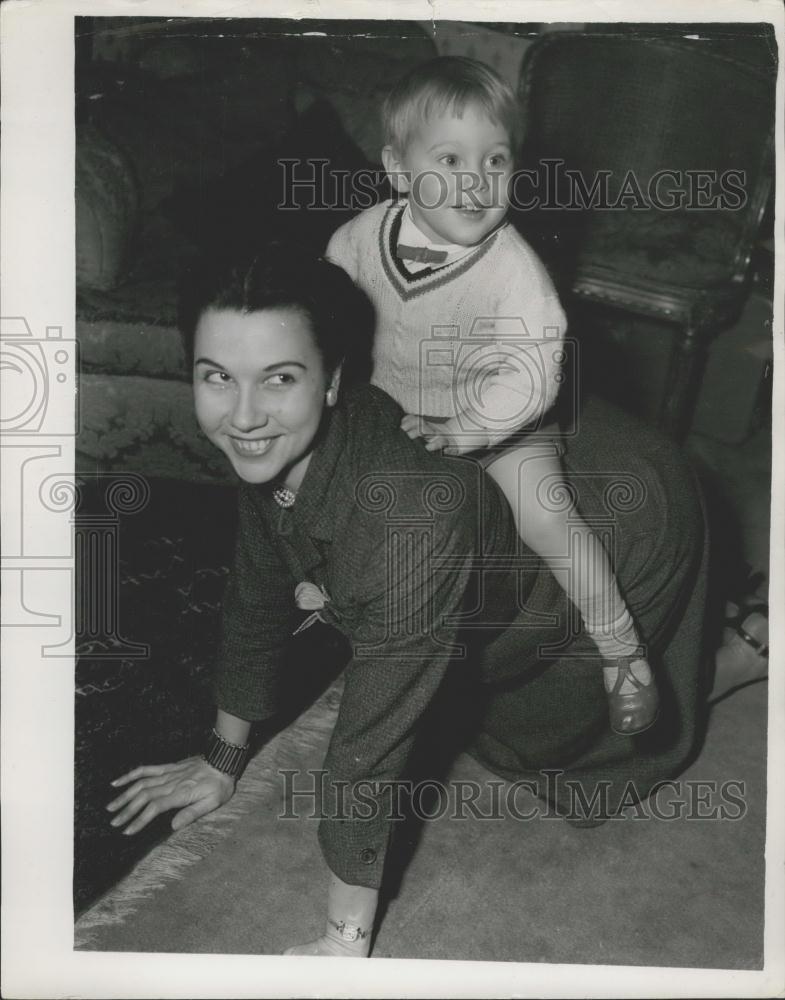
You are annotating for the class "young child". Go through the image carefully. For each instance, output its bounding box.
[326,56,658,735]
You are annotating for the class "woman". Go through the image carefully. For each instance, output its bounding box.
[107,245,708,957]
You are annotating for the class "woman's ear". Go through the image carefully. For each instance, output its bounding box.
[331,364,342,395]
[381,145,411,194]
[326,364,343,407]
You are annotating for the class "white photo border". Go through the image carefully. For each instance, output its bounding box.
[1,1,783,997]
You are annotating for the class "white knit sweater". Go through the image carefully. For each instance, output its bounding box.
[327,199,567,446]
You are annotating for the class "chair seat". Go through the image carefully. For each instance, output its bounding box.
[573,209,752,330]
[574,276,746,334]
[582,209,748,287]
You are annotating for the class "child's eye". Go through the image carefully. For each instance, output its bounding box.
[440,154,459,167]
[488,154,509,168]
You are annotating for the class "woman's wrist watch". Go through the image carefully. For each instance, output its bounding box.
[327,917,370,943]
[202,727,250,778]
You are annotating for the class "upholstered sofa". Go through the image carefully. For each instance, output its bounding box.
[75,17,440,483]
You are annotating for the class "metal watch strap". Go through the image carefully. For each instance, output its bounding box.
[203,728,250,777]
[327,918,370,943]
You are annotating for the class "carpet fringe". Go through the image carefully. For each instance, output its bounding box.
[74,680,342,948]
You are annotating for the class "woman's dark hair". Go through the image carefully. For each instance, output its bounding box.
[178,242,374,385]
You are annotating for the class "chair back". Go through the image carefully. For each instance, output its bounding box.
[517,33,776,293]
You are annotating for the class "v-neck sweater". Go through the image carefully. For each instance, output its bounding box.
[327,199,567,444]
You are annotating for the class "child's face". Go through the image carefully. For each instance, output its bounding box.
[386,102,513,247]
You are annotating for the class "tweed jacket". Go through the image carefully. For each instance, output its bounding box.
[215,383,526,887]
[214,384,706,887]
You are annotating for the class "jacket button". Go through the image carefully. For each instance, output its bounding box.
[359,848,377,864]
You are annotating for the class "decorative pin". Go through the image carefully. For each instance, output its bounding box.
[272,485,297,508]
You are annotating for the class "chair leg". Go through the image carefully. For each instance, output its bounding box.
[659,324,708,441]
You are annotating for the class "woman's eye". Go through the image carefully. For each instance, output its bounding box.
[204,370,232,385]
[266,372,296,387]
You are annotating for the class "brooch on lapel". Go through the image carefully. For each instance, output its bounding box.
[292,581,336,635]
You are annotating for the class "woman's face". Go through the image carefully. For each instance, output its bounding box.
[193,306,336,490]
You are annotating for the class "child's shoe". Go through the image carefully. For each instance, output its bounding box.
[604,652,659,736]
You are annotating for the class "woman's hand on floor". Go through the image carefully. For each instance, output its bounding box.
[106,756,236,835]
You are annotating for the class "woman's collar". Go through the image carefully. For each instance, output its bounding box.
[261,403,349,540]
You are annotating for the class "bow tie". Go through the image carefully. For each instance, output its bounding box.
[396,244,449,265]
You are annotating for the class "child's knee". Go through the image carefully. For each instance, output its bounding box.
[486,443,562,496]
[487,446,569,526]
[517,496,572,555]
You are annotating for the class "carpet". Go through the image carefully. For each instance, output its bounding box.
[75,676,345,950]
[74,677,767,968]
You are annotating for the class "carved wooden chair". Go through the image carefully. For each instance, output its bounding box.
[518,31,775,439]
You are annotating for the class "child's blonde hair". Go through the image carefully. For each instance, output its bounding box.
[382,56,521,155]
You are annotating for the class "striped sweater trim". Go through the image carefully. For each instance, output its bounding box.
[378,202,503,302]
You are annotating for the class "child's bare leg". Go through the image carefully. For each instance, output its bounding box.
[485,443,657,730]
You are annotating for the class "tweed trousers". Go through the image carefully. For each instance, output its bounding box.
[467,395,709,816]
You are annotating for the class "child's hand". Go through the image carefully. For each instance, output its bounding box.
[401,412,452,452]
[400,413,488,455]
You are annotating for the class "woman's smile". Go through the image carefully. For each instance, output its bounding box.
[229,435,277,457]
